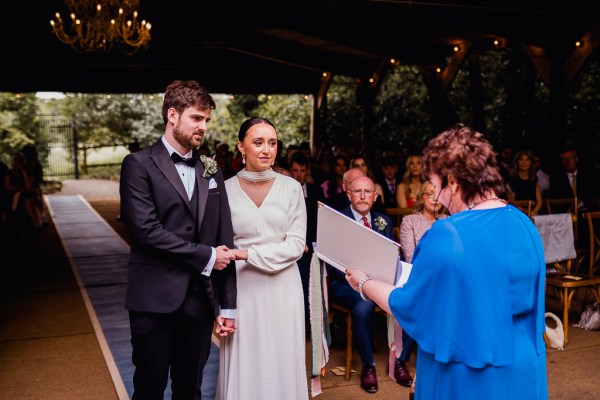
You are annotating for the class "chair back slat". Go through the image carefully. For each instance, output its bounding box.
[581,211,600,276]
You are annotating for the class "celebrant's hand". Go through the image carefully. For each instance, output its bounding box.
[345,268,369,291]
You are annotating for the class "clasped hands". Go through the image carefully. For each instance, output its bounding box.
[213,246,249,270]
[215,315,236,337]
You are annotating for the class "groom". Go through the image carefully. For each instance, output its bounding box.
[119,80,237,399]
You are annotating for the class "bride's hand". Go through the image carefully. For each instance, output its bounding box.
[232,248,248,261]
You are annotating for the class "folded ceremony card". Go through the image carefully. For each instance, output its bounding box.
[315,202,403,285]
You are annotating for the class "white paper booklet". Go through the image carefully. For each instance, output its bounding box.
[395,260,413,287]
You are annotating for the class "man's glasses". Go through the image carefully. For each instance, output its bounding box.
[350,189,375,197]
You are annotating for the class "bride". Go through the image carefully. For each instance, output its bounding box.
[217,117,309,400]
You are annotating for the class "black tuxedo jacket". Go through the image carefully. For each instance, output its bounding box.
[119,139,236,315]
[549,165,598,210]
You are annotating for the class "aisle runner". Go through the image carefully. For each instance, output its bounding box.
[46,195,219,400]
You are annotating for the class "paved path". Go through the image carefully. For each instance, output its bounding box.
[57,179,120,200]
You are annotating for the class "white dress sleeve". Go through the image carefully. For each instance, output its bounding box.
[246,178,307,273]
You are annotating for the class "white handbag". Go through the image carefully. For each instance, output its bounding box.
[545,312,564,351]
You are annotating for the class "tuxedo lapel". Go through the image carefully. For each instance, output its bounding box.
[195,163,209,224]
[151,141,193,213]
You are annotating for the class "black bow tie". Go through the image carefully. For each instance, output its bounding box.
[171,152,198,167]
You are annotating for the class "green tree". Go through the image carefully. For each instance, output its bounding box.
[59,93,163,148]
[213,93,312,151]
[0,93,39,165]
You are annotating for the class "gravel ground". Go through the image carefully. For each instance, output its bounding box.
[54,179,120,200]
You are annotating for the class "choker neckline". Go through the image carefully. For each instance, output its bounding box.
[237,168,278,182]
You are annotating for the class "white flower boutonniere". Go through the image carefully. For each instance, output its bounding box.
[200,155,218,178]
[374,216,387,231]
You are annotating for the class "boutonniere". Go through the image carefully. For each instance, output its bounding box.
[374,216,387,231]
[200,155,218,178]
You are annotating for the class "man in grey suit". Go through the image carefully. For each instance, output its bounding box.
[119,80,237,400]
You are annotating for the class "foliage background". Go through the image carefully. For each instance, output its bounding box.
[1,43,599,177]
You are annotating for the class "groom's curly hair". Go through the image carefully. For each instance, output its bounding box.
[161,80,216,125]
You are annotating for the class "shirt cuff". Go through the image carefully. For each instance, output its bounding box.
[220,309,237,319]
[201,247,216,277]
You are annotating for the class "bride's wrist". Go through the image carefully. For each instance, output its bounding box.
[236,249,248,260]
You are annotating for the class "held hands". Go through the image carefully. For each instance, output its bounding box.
[213,247,249,270]
[230,248,249,261]
[215,315,237,337]
[214,245,236,270]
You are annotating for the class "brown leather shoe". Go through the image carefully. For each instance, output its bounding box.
[360,366,378,393]
[394,360,413,387]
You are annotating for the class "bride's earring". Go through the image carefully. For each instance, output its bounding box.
[242,153,246,165]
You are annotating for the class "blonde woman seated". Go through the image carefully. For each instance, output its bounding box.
[396,154,424,208]
[394,180,446,392]
[400,180,446,263]
[351,155,385,203]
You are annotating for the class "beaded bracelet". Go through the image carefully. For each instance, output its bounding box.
[358,276,372,301]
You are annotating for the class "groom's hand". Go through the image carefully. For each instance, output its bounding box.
[215,316,237,337]
[214,245,236,270]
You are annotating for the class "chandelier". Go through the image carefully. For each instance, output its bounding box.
[50,0,152,55]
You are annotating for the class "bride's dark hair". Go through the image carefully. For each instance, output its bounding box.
[238,117,276,142]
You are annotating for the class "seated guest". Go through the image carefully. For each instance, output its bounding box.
[397,180,447,393]
[326,167,364,211]
[327,167,386,214]
[4,151,44,236]
[377,157,401,209]
[327,176,393,394]
[506,150,543,216]
[396,154,424,208]
[532,152,550,198]
[549,146,599,212]
[321,154,349,199]
[289,151,325,328]
[351,155,385,203]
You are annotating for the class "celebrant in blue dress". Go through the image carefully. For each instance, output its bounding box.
[345,124,548,400]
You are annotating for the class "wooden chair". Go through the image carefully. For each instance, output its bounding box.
[392,226,400,242]
[509,199,533,217]
[581,211,600,276]
[545,197,576,215]
[542,211,600,345]
[328,302,388,381]
[329,302,354,380]
[545,197,584,262]
[546,198,578,240]
[385,207,413,229]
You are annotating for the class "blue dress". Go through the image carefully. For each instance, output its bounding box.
[389,205,548,399]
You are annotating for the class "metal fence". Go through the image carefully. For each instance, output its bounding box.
[39,116,78,180]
